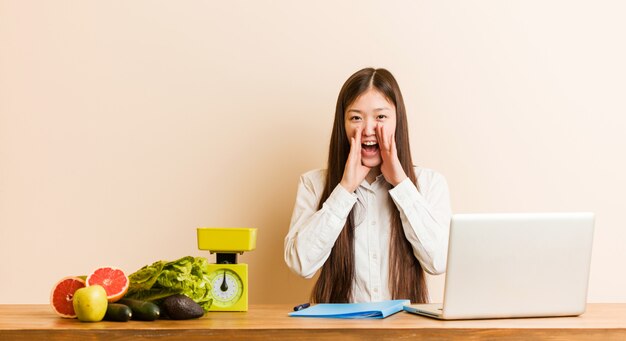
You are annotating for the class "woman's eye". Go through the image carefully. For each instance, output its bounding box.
[350,116,362,121]
[376,115,387,120]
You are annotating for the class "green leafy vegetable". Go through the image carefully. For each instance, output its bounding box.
[126,256,213,312]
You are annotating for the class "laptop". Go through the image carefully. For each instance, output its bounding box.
[404,212,595,320]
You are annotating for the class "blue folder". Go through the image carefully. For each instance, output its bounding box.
[288,299,410,319]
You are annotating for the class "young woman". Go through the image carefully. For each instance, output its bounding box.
[284,68,451,304]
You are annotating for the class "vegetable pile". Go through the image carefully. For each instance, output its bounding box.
[124,256,213,312]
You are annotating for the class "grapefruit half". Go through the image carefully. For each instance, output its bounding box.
[50,276,86,318]
[86,266,129,303]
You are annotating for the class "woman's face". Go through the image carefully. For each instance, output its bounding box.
[344,88,397,168]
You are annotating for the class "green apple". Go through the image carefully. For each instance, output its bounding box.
[73,285,108,322]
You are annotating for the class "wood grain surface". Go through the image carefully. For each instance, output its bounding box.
[1,304,625,340]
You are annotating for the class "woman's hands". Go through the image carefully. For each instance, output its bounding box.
[340,127,371,193]
[340,125,407,192]
[377,125,407,187]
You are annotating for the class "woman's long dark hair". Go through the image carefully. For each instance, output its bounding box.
[311,68,428,303]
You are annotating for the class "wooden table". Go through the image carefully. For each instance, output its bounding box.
[1,304,625,340]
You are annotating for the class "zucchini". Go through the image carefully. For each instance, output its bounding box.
[117,298,160,321]
[104,303,132,322]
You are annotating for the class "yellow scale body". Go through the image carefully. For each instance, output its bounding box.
[197,227,257,312]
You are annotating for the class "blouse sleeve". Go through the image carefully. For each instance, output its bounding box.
[284,173,357,278]
[388,170,452,275]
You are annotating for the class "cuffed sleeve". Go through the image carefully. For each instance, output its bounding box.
[388,170,452,275]
[284,170,357,278]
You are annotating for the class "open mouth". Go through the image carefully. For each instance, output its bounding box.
[361,141,379,154]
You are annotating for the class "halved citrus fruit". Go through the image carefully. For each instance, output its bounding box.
[86,267,129,303]
[50,276,86,318]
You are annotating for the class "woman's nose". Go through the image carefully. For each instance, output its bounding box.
[363,122,378,136]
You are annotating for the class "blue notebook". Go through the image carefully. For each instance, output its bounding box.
[288,299,410,319]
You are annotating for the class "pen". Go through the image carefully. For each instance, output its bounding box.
[293,303,310,311]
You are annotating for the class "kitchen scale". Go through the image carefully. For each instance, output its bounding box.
[197,227,257,312]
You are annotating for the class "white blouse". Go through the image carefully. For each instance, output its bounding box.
[284,167,452,303]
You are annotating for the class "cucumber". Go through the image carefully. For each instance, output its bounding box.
[117,298,160,321]
[104,303,132,322]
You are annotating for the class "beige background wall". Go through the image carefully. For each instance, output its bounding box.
[1,0,625,304]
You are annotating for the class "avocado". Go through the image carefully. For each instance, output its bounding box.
[161,294,205,320]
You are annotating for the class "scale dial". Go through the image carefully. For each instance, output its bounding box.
[207,268,243,308]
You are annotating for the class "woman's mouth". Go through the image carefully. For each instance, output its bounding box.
[361,141,379,156]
